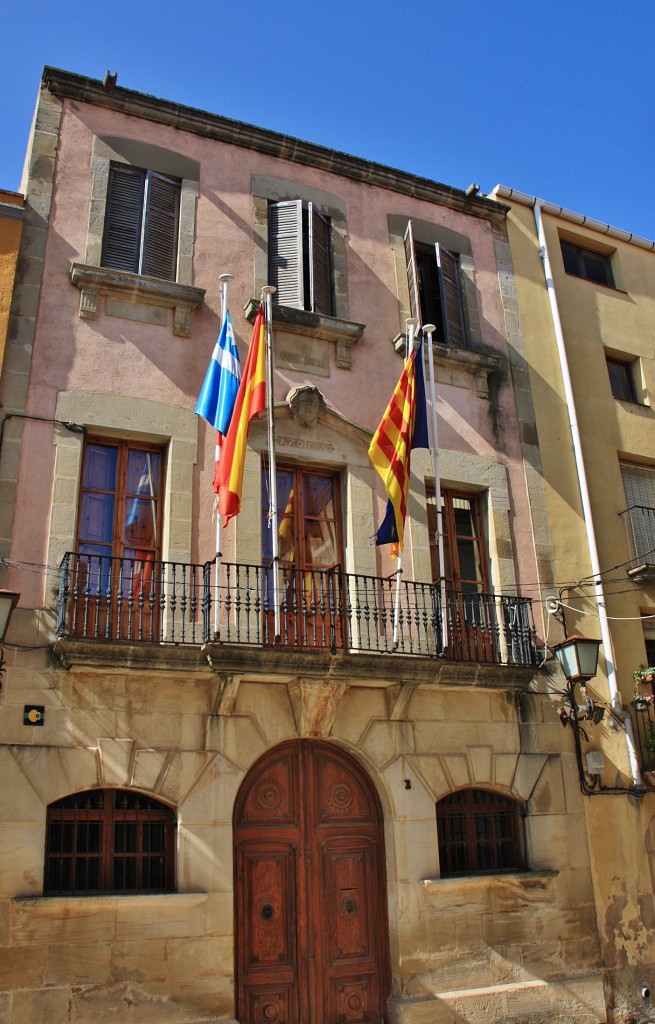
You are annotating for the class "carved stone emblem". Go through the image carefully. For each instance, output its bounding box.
[286,386,327,428]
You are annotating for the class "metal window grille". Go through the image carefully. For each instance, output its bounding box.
[437,788,526,877]
[45,789,175,895]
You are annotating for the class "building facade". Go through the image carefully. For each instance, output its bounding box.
[0,68,609,1023]
[492,184,655,1022]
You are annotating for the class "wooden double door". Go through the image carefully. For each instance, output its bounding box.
[234,740,390,1024]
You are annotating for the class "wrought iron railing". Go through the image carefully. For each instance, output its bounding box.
[629,701,655,772]
[619,504,655,568]
[56,553,539,667]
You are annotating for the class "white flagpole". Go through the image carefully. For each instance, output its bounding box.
[392,317,418,650]
[422,324,448,651]
[213,273,233,638]
[261,285,280,642]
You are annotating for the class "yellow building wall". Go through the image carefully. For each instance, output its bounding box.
[501,195,655,1022]
[0,190,24,376]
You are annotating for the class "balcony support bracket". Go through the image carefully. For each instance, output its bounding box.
[288,676,350,738]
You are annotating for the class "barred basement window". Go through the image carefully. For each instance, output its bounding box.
[101,165,180,281]
[44,789,175,895]
[437,788,526,877]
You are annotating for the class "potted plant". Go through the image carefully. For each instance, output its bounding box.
[633,667,655,710]
[634,665,655,686]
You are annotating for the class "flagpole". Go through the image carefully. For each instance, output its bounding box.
[261,285,280,643]
[392,317,418,650]
[212,273,233,638]
[422,324,448,652]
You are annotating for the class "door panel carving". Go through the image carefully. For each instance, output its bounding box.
[234,741,389,1024]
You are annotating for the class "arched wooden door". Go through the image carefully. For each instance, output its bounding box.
[233,740,390,1024]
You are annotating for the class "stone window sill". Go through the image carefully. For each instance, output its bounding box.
[70,262,205,338]
[14,890,207,906]
[244,298,364,369]
[393,333,503,399]
[421,869,558,900]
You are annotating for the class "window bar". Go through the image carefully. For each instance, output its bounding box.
[159,562,169,641]
[149,559,159,642]
[189,565,198,644]
[169,562,178,641]
[253,565,263,644]
[179,562,188,644]
[201,560,212,643]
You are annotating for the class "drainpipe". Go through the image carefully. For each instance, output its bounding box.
[501,192,641,785]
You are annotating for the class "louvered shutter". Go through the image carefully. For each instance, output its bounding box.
[436,244,466,347]
[621,464,655,562]
[404,221,421,326]
[142,171,180,281]
[101,166,145,274]
[308,203,332,315]
[269,200,304,308]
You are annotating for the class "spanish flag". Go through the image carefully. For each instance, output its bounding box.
[368,341,429,554]
[215,305,266,524]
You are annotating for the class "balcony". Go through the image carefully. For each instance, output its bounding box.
[620,505,655,583]
[55,553,539,669]
[628,701,655,773]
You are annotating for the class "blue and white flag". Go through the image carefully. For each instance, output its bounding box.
[195,312,242,435]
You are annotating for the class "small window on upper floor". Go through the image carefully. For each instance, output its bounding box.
[560,239,615,288]
[437,787,526,877]
[44,788,176,895]
[607,356,637,401]
[404,220,468,347]
[101,165,180,281]
[268,200,333,316]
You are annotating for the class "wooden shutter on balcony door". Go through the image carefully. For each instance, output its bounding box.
[404,220,421,326]
[269,200,304,308]
[436,243,466,347]
[309,203,332,315]
[142,171,180,281]
[102,166,145,274]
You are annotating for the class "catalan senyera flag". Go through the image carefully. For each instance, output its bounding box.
[215,304,266,524]
[368,340,429,554]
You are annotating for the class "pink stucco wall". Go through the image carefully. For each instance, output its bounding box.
[12,97,539,616]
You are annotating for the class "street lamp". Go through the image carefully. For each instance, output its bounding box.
[552,635,605,726]
[552,635,602,683]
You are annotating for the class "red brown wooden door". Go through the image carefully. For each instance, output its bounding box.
[234,740,390,1024]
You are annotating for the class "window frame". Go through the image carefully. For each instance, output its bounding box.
[436,787,526,878]
[560,238,615,288]
[268,199,334,316]
[404,220,468,347]
[101,164,181,282]
[76,437,165,564]
[606,356,638,402]
[261,463,344,573]
[426,487,490,595]
[44,788,176,896]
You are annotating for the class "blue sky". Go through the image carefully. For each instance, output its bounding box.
[2,0,653,240]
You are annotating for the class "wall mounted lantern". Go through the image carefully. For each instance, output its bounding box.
[552,635,602,684]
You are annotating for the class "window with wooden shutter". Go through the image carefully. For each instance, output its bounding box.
[101,165,180,281]
[403,220,468,348]
[268,200,333,315]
